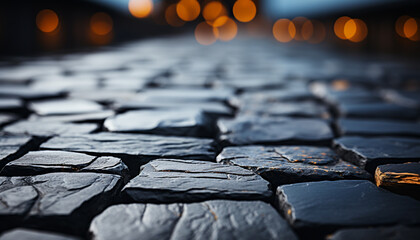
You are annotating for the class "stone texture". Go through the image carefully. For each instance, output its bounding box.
[334,136,420,172]
[0,114,17,127]
[122,159,272,203]
[0,98,24,113]
[0,172,122,234]
[104,109,214,137]
[0,228,81,240]
[28,110,114,123]
[0,134,35,169]
[29,99,103,116]
[41,133,216,176]
[375,162,420,200]
[1,151,129,180]
[338,102,419,120]
[328,226,420,240]
[217,145,370,187]
[337,118,420,137]
[3,120,97,137]
[0,86,64,100]
[218,116,333,146]
[90,200,298,240]
[277,180,420,236]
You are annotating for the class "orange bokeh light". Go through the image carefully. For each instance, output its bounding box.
[344,19,357,39]
[348,19,368,42]
[307,20,326,44]
[233,0,257,23]
[334,16,351,40]
[195,22,217,45]
[36,9,59,33]
[301,19,314,41]
[203,1,227,26]
[90,12,113,36]
[395,16,410,38]
[403,18,418,39]
[214,17,237,42]
[129,0,153,18]
[165,4,185,27]
[272,19,296,43]
[177,0,201,22]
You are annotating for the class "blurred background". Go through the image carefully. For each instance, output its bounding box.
[0,0,419,56]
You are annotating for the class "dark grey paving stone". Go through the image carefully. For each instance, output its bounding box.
[337,118,420,137]
[236,87,315,106]
[137,88,234,103]
[0,172,122,234]
[29,99,103,116]
[69,90,137,104]
[115,99,233,118]
[1,151,129,180]
[0,228,81,240]
[328,226,420,240]
[375,162,420,200]
[104,109,214,137]
[276,180,420,237]
[0,98,24,113]
[312,84,382,105]
[41,133,216,176]
[239,101,330,119]
[28,110,114,123]
[382,89,420,108]
[0,135,35,169]
[338,102,419,120]
[3,120,97,137]
[217,145,370,187]
[218,116,333,146]
[90,200,298,240]
[0,86,64,100]
[334,136,420,172]
[122,159,272,203]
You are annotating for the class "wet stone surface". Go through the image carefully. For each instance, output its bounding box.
[122,159,272,203]
[337,118,420,137]
[277,180,420,237]
[334,136,420,172]
[327,226,420,240]
[338,102,419,120]
[0,135,35,169]
[375,162,420,200]
[218,116,333,146]
[104,109,215,137]
[1,151,129,180]
[0,228,81,240]
[29,99,103,116]
[217,145,370,187]
[0,172,122,234]
[89,200,298,240]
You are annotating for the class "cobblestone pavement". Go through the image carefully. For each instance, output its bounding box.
[0,36,420,240]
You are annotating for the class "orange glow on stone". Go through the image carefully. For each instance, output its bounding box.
[233,0,257,23]
[177,0,201,22]
[195,22,217,45]
[129,0,153,18]
[90,12,113,36]
[36,9,59,33]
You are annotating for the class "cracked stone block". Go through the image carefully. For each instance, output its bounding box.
[41,133,216,176]
[375,162,420,200]
[0,134,35,169]
[69,90,137,104]
[334,136,420,172]
[338,102,419,120]
[239,101,330,119]
[1,151,129,181]
[114,99,233,118]
[3,120,97,137]
[217,145,370,187]
[235,87,315,107]
[122,159,272,203]
[337,118,420,137]
[218,116,333,146]
[89,200,298,240]
[104,109,214,137]
[0,114,17,127]
[276,180,420,237]
[327,226,420,240]
[0,228,81,240]
[0,172,122,234]
[29,99,103,116]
